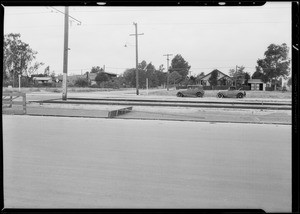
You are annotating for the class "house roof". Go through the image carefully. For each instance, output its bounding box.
[198,70,233,81]
[32,77,52,81]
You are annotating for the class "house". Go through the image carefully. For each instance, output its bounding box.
[248,78,267,91]
[32,77,53,84]
[56,71,118,86]
[198,70,233,86]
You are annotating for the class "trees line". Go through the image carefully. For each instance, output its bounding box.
[3,33,291,89]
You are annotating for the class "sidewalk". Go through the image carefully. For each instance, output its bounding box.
[19,103,291,125]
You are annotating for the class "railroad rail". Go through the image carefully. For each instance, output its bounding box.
[30,97,291,110]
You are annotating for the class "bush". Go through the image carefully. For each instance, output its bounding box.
[265,87,274,91]
[74,78,89,87]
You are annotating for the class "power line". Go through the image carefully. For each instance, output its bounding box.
[48,7,82,25]
[5,21,289,29]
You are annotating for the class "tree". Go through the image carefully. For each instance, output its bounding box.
[121,61,166,88]
[95,72,109,85]
[229,66,246,86]
[244,72,250,85]
[44,66,50,76]
[144,62,159,88]
[188,75,197,85]
[91,66,103,73]
[169,54,191,82]
[156,64,166,87]
[74,78,89,87]
[169,71,182,85]
[197,72,205,79]
[196,72,205,84]
[252,67,265,79]
[3,33,44,85]
[208,69,219,86]
[256,43,290,90]
[123,68,136,87]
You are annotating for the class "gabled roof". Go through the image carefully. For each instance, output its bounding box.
[32,77,52,81]
[198,70,232,81]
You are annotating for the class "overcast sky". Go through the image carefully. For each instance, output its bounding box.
[3,2,291,76]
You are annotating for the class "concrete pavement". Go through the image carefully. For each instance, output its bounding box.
[3,115,291,212]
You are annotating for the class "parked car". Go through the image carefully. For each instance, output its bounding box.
[217,86,246,98]
[176,85,205,97]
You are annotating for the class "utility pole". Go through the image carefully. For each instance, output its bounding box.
[235,65,238,87]
[47,6,81,100]
[130,22,144,95]
[62,6,69,100]
[163,54,173,91]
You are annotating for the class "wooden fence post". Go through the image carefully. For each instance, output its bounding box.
[23,93,26,114]
[9,95,12,108]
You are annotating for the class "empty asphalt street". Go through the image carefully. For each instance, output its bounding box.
[3,115,291,212]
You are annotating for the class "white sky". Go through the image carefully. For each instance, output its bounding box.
[3,2,291,76]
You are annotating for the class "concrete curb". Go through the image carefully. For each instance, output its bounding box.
[31,99,292,110]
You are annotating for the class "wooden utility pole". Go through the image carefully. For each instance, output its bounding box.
[235,65,238,87]
[62,6,69,100]
[163,54,173,91]
[130,22,144,95]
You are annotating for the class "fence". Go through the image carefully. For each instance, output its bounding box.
[2,92,26,114]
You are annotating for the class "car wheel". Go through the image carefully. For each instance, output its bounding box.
[217,93,224,98]
[196,92,203,97]
[237,93,244,98]
[177,92,183,97]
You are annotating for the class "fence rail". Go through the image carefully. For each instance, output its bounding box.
[2,92,26,114]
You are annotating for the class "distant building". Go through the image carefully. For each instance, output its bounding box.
[56,71,118,86]
[32,77,53,84]
[248,78,268,91]
[198,70,233,86]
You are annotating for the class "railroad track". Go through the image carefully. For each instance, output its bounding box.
[30,97,292,110]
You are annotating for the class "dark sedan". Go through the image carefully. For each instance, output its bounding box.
[177,85,205,97]
[217,86,246,98]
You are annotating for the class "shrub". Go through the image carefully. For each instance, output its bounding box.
[74,78,89,87]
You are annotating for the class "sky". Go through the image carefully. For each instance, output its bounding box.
[3,2,292,77]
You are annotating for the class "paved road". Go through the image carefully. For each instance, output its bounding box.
[3,115,291,212]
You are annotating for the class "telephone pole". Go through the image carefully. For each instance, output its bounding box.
[235,65,238,87]
[163,54,173,91]
[62,6,69,100]
[130,22,144,95]
[48,6,81,100]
